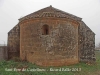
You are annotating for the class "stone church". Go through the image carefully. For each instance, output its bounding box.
[7,6,95,66]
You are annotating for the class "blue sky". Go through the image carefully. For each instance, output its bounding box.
[0,0,100,46]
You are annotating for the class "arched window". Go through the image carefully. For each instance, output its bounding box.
[42,25,49,35]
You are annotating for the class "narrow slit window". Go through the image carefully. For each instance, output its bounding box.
[42,25,49,35]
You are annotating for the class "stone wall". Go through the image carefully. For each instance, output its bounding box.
[0,46,7,61]
[78,21,95,62]
[7,18,95,66]
[7,24,20,59]
[19,18,79,66]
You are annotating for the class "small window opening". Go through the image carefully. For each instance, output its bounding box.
[42,25,49,35]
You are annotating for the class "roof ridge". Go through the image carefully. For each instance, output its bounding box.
[19,6,82,21]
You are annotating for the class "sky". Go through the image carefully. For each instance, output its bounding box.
[0,0,100,46]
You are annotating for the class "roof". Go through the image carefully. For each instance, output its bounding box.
[19,5,82,21]
[8,24,19,34]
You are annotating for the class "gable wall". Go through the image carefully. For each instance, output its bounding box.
[7,24,20,59]
[78,21,95,62]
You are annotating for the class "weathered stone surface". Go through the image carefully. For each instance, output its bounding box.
[78,21,95,62]
[7,6,95,66]
[19,18,79,66]
[7,24,20,59]
[0,46,7,61]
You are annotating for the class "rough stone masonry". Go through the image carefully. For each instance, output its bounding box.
[7,6,95,66]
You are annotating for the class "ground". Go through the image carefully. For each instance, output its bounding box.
[0,51,100,75]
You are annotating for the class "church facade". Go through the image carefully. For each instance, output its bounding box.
[7,6,95,66]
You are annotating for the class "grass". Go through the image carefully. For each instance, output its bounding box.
[0,51,100,75]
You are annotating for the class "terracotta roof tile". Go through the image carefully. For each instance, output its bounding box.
[19,6,82,21]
